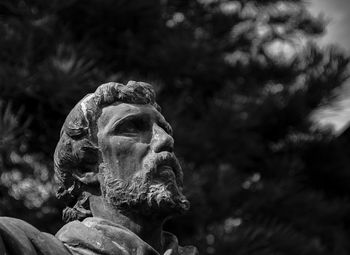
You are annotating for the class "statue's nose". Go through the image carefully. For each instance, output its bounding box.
[151,123,174,153]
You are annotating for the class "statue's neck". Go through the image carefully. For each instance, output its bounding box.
[89,196,165,253]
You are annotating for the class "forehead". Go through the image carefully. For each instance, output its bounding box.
[97,103,165,127]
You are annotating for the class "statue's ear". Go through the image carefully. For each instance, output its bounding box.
[72,171,99,185]
[72,169,101,197]
[70,138,100,187]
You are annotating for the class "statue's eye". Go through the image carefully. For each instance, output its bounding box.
[115,118,149,135]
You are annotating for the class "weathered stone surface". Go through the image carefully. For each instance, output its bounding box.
[56,217,197,255]
[0,81,198,255]
[0,217,70,255]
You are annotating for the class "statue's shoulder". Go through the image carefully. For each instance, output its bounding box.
[0,216,71,255]
[55,217,141,255]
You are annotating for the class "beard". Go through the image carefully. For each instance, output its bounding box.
[99,152,190,217]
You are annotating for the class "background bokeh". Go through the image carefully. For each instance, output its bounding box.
[0,1,350,254]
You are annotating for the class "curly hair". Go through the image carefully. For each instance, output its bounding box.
[54,81,160,222]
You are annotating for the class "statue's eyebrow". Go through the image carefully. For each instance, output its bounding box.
[109,113,147,130]
[109,111,173,135]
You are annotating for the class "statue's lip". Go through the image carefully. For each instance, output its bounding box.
[157,165,173,171]
[155,155,179,176]
[147,152,182,184]
[156,164,176,178]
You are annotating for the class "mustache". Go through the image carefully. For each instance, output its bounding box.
[141,151,184,188]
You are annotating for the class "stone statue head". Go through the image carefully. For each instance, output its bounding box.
[54,81,190,222]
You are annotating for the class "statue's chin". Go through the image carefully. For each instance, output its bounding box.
[105,180,190,218]
[149,181,190,213]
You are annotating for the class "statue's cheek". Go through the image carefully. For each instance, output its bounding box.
[102,137,147,179]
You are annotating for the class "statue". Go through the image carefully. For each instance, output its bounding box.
[0,81,198,255]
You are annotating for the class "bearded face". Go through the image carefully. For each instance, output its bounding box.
[96,103,190,217]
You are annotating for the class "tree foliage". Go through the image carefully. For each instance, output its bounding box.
[0,0,349,254]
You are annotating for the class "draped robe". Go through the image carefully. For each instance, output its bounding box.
[0,217,198,255]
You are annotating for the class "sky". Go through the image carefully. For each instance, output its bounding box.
[309,0,350,49]
[308,0,350,133]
